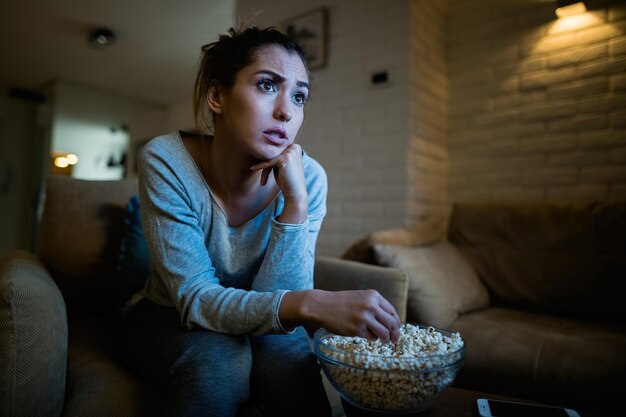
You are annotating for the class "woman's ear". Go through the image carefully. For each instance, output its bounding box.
[206,82,223,115]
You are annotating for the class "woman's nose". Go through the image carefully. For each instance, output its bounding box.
[273,97,292,122]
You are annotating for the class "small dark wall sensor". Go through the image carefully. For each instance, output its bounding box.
[371,71,389,85]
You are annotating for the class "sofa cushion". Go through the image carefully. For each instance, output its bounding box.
[64,317,163,417]
[38,175,138,316]
[448,201,626,323]
[372,241,489,328]
[452,307,626,411]
[0,251,67,417]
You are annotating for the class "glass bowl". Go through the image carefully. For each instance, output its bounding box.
[313,324,465,415]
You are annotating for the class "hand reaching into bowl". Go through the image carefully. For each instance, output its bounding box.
[279,289,402,343]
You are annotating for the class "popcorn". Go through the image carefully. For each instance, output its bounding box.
[317,324,464,412]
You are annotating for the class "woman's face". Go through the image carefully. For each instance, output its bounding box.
[215,45,309,162]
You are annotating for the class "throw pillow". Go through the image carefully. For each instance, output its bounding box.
[112,195,151,316]
[373,241,489,329]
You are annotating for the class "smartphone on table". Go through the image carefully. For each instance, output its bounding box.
[476,398,581,417]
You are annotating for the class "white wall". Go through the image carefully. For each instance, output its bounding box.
[48,81,166,180]
[236,0,412,256]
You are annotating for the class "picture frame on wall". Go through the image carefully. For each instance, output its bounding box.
[280,8,328,70]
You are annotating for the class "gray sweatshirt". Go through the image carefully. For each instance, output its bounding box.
[137,132,327,335]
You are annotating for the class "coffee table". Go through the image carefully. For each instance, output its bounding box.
[338,387,619,417]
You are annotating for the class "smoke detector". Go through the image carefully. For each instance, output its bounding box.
[88,28,116,49]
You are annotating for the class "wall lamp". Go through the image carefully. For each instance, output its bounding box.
[555,0,587,18]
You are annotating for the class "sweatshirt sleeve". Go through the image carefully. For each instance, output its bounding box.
[251,154,328,293]
[138,138,287,335]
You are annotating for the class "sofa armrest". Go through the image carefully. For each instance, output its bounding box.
[314,256,409,322]
[0,250,68,417]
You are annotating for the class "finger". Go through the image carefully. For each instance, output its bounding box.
[261,167,271,186]
[359,325,379,342]
[366,320,391,343]
[378,296,402,324]
[374,308,401,343]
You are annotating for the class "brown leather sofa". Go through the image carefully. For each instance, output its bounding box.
[0,175,409,417]
[343,201,626,415]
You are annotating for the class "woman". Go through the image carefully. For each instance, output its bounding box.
[121,27,401,417]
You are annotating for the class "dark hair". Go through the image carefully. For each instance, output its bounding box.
[193,27,309,134]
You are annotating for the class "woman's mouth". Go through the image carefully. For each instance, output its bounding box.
[262,128,288,145]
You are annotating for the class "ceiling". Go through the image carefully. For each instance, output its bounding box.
[0,0,234,106]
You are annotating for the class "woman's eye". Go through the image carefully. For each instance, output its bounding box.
[258,80,276,93]
[293,93,307,105]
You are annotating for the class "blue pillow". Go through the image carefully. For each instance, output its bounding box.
[113,195,151,314]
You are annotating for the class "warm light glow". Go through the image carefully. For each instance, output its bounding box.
[54,157,69,168]
[556,2,586,18]
[66,153,79,165]
[548,11,601,34]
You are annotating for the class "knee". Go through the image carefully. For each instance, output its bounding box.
[168,332,253,417]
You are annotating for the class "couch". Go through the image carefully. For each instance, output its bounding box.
[0,175,409,417]
[343,201,626,414]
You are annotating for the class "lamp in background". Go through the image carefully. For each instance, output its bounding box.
[52,152,79,176]
[555,0,587,18]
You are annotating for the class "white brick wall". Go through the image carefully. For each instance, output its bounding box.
[234,0,626,255]
[408,0,449,227]
[236,0,412,256]
[448,0,626,203]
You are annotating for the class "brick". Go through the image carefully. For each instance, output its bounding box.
[489,122,546,140]
[547,185,608,202]
[548,114,607,132]
[343,202,387,216]
[489,94,521,110]
[608,4,626,22]
[410,136,447,159]
[449,185,493,203]
[519,99,577,122]
[548,149,610,166]
[576,23,623,45]
[526,33,577,55]
[612,146,626,163]
[609,110,626,128]
[520,67,578,91]
[449,155,494,175]
[610,73,626,91]
[579,129,626,149]
[450,68,493,88]
[580,165,626,182]
[472,169,520,185]
[519,134,579,153]
[488,137,520,154]
[610,184,626,198]
[547,77,608,99]
[578,57,626,79]
[609,36,626,56]
[450,98,491,116]
[548,43,607,68]
[519,57,546,73]
[579,93,626,113]
[474,109,519,127]
[449,129,493,146]
[487,44,519,65]
[521,167,578,185]
[491,186,545,202]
